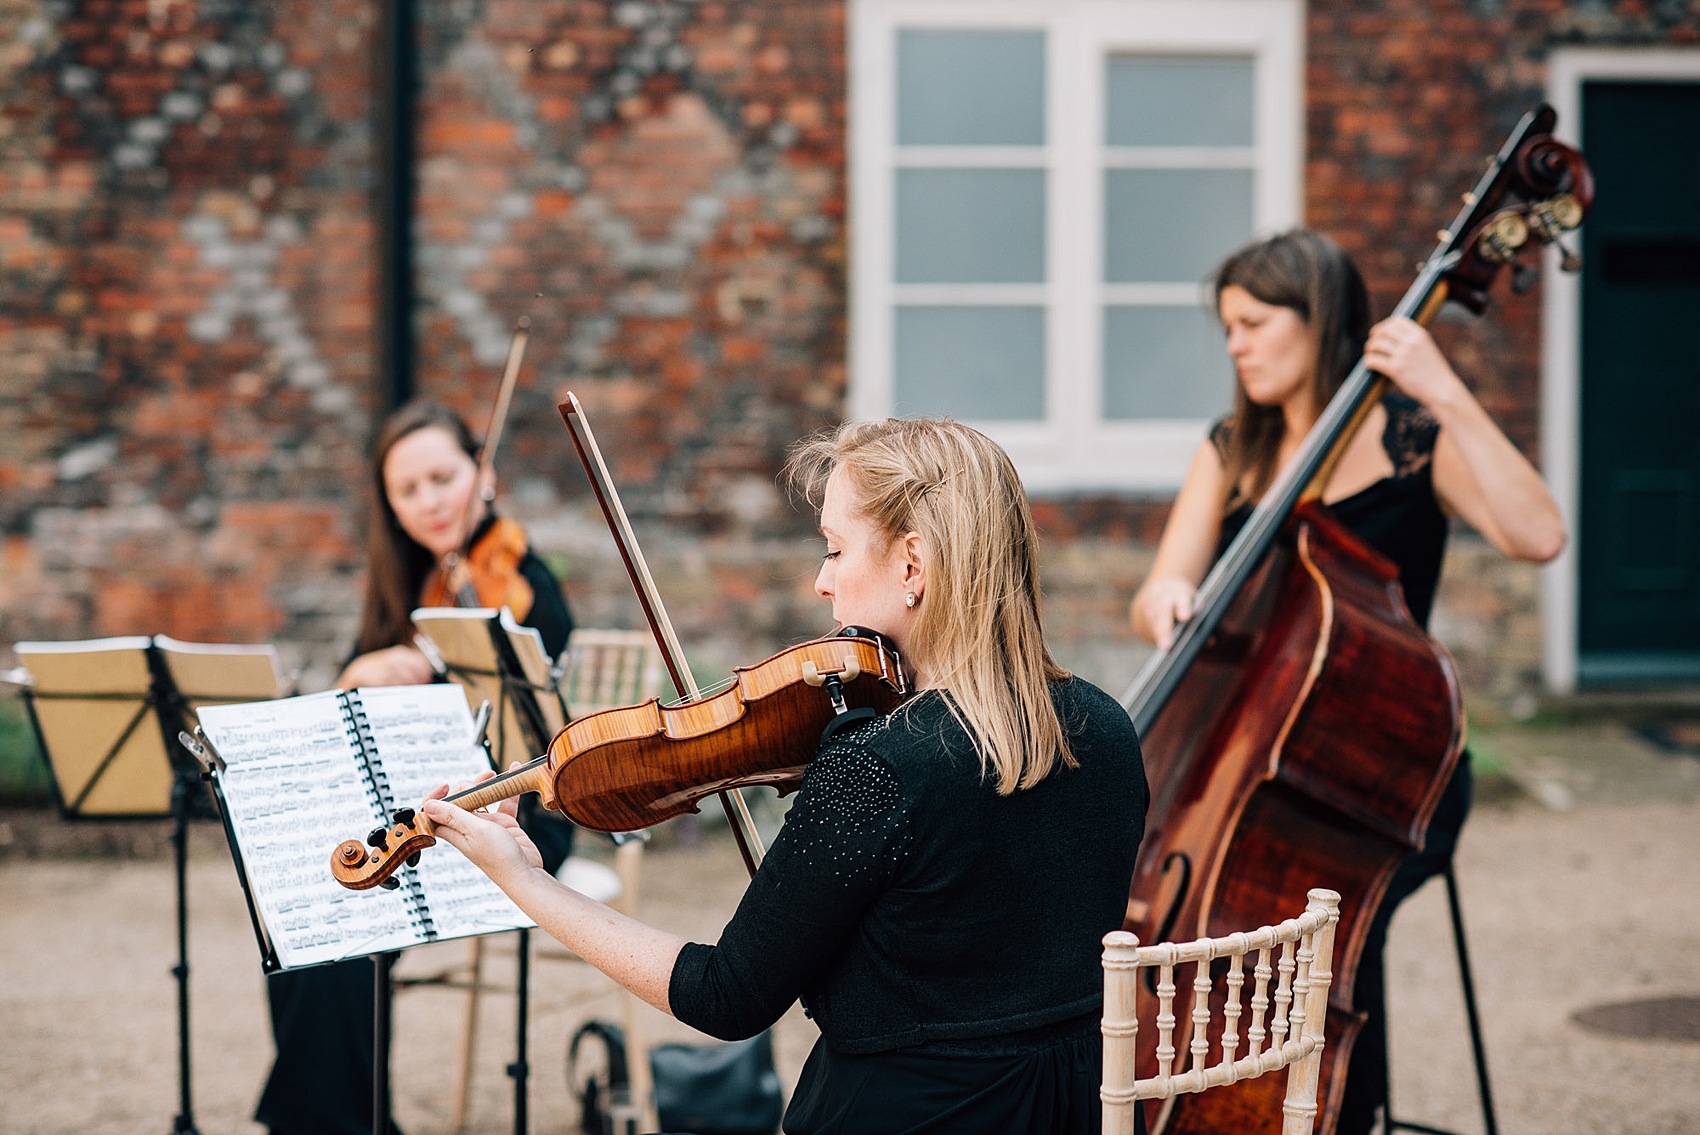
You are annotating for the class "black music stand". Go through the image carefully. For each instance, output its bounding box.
[8,636,284,1135]
[411,606,571,1135]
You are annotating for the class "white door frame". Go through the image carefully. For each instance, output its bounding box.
[1542,48,1700,693]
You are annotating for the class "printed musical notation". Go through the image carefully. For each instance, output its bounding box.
[196,686,532,971]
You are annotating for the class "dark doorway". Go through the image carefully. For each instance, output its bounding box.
[1576,80,1700,684]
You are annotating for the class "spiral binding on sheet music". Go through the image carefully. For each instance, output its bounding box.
[343,691,439,939]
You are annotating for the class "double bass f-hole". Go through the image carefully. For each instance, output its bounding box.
[1144,851,1194,994]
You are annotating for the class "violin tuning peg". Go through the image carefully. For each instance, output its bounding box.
[379,876,401,890]
[392,807,415,827]
[367,826,390,850]
[406,852,422,867]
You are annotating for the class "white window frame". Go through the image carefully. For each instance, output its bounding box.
[850,0,1304,492]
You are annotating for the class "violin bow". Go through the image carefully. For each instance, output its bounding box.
[558,391,768,876]
[441,319,530,596]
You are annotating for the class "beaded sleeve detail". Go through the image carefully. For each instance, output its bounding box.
[778,735,913,888]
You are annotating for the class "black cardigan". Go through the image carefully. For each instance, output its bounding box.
[669,677,1148,1054]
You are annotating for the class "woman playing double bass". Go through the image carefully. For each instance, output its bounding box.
[1128,229,1563,1135]
[426,417,1149,1134]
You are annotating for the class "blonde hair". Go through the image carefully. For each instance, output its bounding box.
[786,418,1072,794]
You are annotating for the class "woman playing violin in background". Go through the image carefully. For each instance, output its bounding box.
[425,417,1149,1135]
[258,399,575,1135]
[1128,229,1564,1135]
[335,399,574,689]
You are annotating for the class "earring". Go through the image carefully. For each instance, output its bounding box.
[905,592,917,608]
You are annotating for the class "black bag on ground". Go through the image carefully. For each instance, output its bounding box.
[651,1030,783,1135]
[568,1020,782,1135]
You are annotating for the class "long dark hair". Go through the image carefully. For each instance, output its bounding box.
[353,401,480,654]
[1213,229,1371,504]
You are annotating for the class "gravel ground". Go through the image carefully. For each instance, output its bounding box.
[2,719,1698,1135]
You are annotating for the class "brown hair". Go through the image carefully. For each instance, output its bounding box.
[352,401,480,655]
[1213,229,1371,504]
[786,418,1072,794]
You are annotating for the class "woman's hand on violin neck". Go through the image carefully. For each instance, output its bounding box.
[422,786,543,887]
[1364,317,1471,411]
[335,644,436,690]
[1130,577,1197,650]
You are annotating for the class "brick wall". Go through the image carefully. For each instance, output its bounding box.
[3,1,1696,705]
[1,0,380,684]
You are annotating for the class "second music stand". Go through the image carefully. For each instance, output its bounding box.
[8,635,287,1135]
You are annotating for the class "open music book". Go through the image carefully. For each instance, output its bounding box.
[193,684,532,972]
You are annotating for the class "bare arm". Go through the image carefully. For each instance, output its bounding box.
[422,790,686,1014]
[1365,317,1565,563]
[334,644,437,689]
[1130,439,1231,648]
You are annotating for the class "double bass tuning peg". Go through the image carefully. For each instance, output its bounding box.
[1510,258,1540,294]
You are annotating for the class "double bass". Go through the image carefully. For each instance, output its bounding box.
[1119,105,1591,1134]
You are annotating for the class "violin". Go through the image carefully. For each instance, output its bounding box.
[330,626,908,890]
[419,515,534,616]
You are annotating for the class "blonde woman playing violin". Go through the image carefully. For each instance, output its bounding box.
[426,418,1149,1135]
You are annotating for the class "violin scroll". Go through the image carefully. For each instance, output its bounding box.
[331,807,435,891]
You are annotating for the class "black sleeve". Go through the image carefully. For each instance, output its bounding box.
[667,739,910,1041]
[518,550,573,659]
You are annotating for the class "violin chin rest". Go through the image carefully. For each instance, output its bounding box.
[820,706,878,743]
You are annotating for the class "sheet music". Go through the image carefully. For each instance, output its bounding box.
[197,692,417,968]
[196,686,530,971]
[14,637,172,816]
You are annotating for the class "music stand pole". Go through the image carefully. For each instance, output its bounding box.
[169,764,201,1135]
[510,927,531,1134]
[374,951,397,1135]
[489,634,553,1135]
[145,648,201,1135]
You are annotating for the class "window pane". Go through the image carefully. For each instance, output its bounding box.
[1103,305,1232,420]
[898,29,1045,146]
[897,169,1046,283]
[1104,169,1252,283]
[1106,56,1254,147]
[896,306,1045,420]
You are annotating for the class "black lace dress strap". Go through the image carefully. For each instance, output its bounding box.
[1212,393,1449,627]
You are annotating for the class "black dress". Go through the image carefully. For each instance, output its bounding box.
[1214,393,1469,1135]
[668,678,1149,1135]
[254,531,574,1135]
